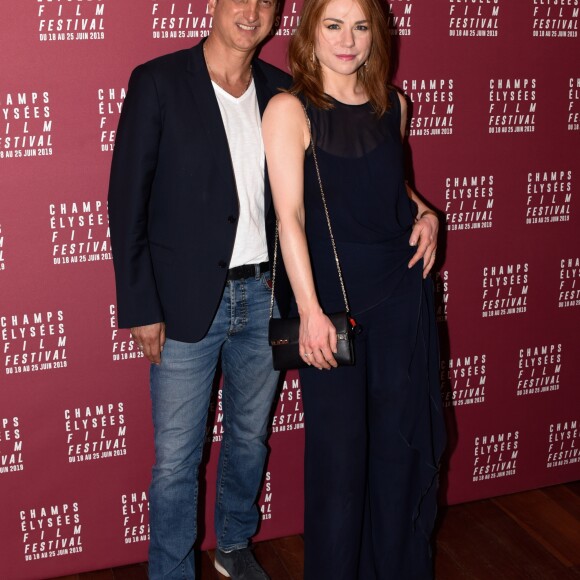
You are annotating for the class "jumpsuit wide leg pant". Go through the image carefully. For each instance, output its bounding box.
[300,269,443,580]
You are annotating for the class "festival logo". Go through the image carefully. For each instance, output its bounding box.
[259,471,274,522]
[2,310,67,375]
[98,88,126,152]
[209,387,225,444]
[445,175,494,231]
[152,1,212,40]
[546,420,579,468]
[387,0,413,36]
[441,353,486,408]
[38,0,106,42]
[0,416,23,475]
[449,0,500,37]
[517,343,562,396]
[481,263,528,318]
[525,170,572,225]
[273,0,301,37]
[21,502,82,561]
[0,91,53,159]
[109,305,144,362]
[434,269,449,323]
[559,257,580,308]
[0,223,5,271]
[473,430,519,482]
[65,402,127,463]
[271,375,304,434]
[50,200,111,265]
[122,491,150,544]
[489,78,536,134]
[532,2,579,38]
[402,79,454,136]
[568,78,580,131]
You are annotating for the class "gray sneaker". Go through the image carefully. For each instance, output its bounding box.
[214,547,270,580]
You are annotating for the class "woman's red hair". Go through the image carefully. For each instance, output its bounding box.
[288,0,392,115]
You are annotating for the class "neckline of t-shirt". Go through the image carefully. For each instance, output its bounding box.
[212,78,256,103]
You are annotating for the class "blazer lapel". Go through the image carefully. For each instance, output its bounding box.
[253,62,274,117]
[252,61,276,213]
[185,41,237,194]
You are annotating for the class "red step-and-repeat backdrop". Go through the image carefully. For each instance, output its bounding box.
[1,1,579,578]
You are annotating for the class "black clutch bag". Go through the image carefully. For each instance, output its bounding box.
[269,312,355,371]
[268,102,357,371]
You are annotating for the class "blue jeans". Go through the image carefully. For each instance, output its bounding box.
[148,271,279,579]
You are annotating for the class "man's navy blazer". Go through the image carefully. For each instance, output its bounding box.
[108,40,291,343]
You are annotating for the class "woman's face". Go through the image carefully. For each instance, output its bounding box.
[314,0,372,80]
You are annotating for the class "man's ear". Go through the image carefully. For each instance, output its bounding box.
[207,0,218,17]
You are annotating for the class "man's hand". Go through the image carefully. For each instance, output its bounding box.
[408,211,439,278]
[131,322,166,365]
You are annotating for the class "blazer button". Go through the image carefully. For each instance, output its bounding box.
[227,215,237,224]
[218,260,227,269]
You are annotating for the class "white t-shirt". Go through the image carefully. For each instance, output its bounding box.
[212,79,269,269]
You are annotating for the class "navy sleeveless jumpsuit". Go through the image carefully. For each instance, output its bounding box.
[298,91,446,579]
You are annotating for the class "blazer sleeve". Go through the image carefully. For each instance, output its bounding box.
[107,64,164,329]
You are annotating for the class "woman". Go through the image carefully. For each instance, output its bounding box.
[262,0,446,577]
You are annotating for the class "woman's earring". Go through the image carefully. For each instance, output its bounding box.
[311,46,317,65]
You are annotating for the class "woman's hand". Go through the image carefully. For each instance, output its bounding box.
[264,93,339,369]
[408,210,439,278]
[299,309,338,370]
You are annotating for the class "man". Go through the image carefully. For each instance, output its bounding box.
[107,0,290,578]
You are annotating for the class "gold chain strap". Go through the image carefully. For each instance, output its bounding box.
[269,221,279,319]
[269,102,351,319]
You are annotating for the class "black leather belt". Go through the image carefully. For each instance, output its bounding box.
[226,261,269,281]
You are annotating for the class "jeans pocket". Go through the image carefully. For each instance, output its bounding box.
[261,271,273,291]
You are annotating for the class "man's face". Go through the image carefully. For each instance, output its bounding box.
[209,0,277,54]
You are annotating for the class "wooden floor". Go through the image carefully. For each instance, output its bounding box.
[54,482,580,579]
